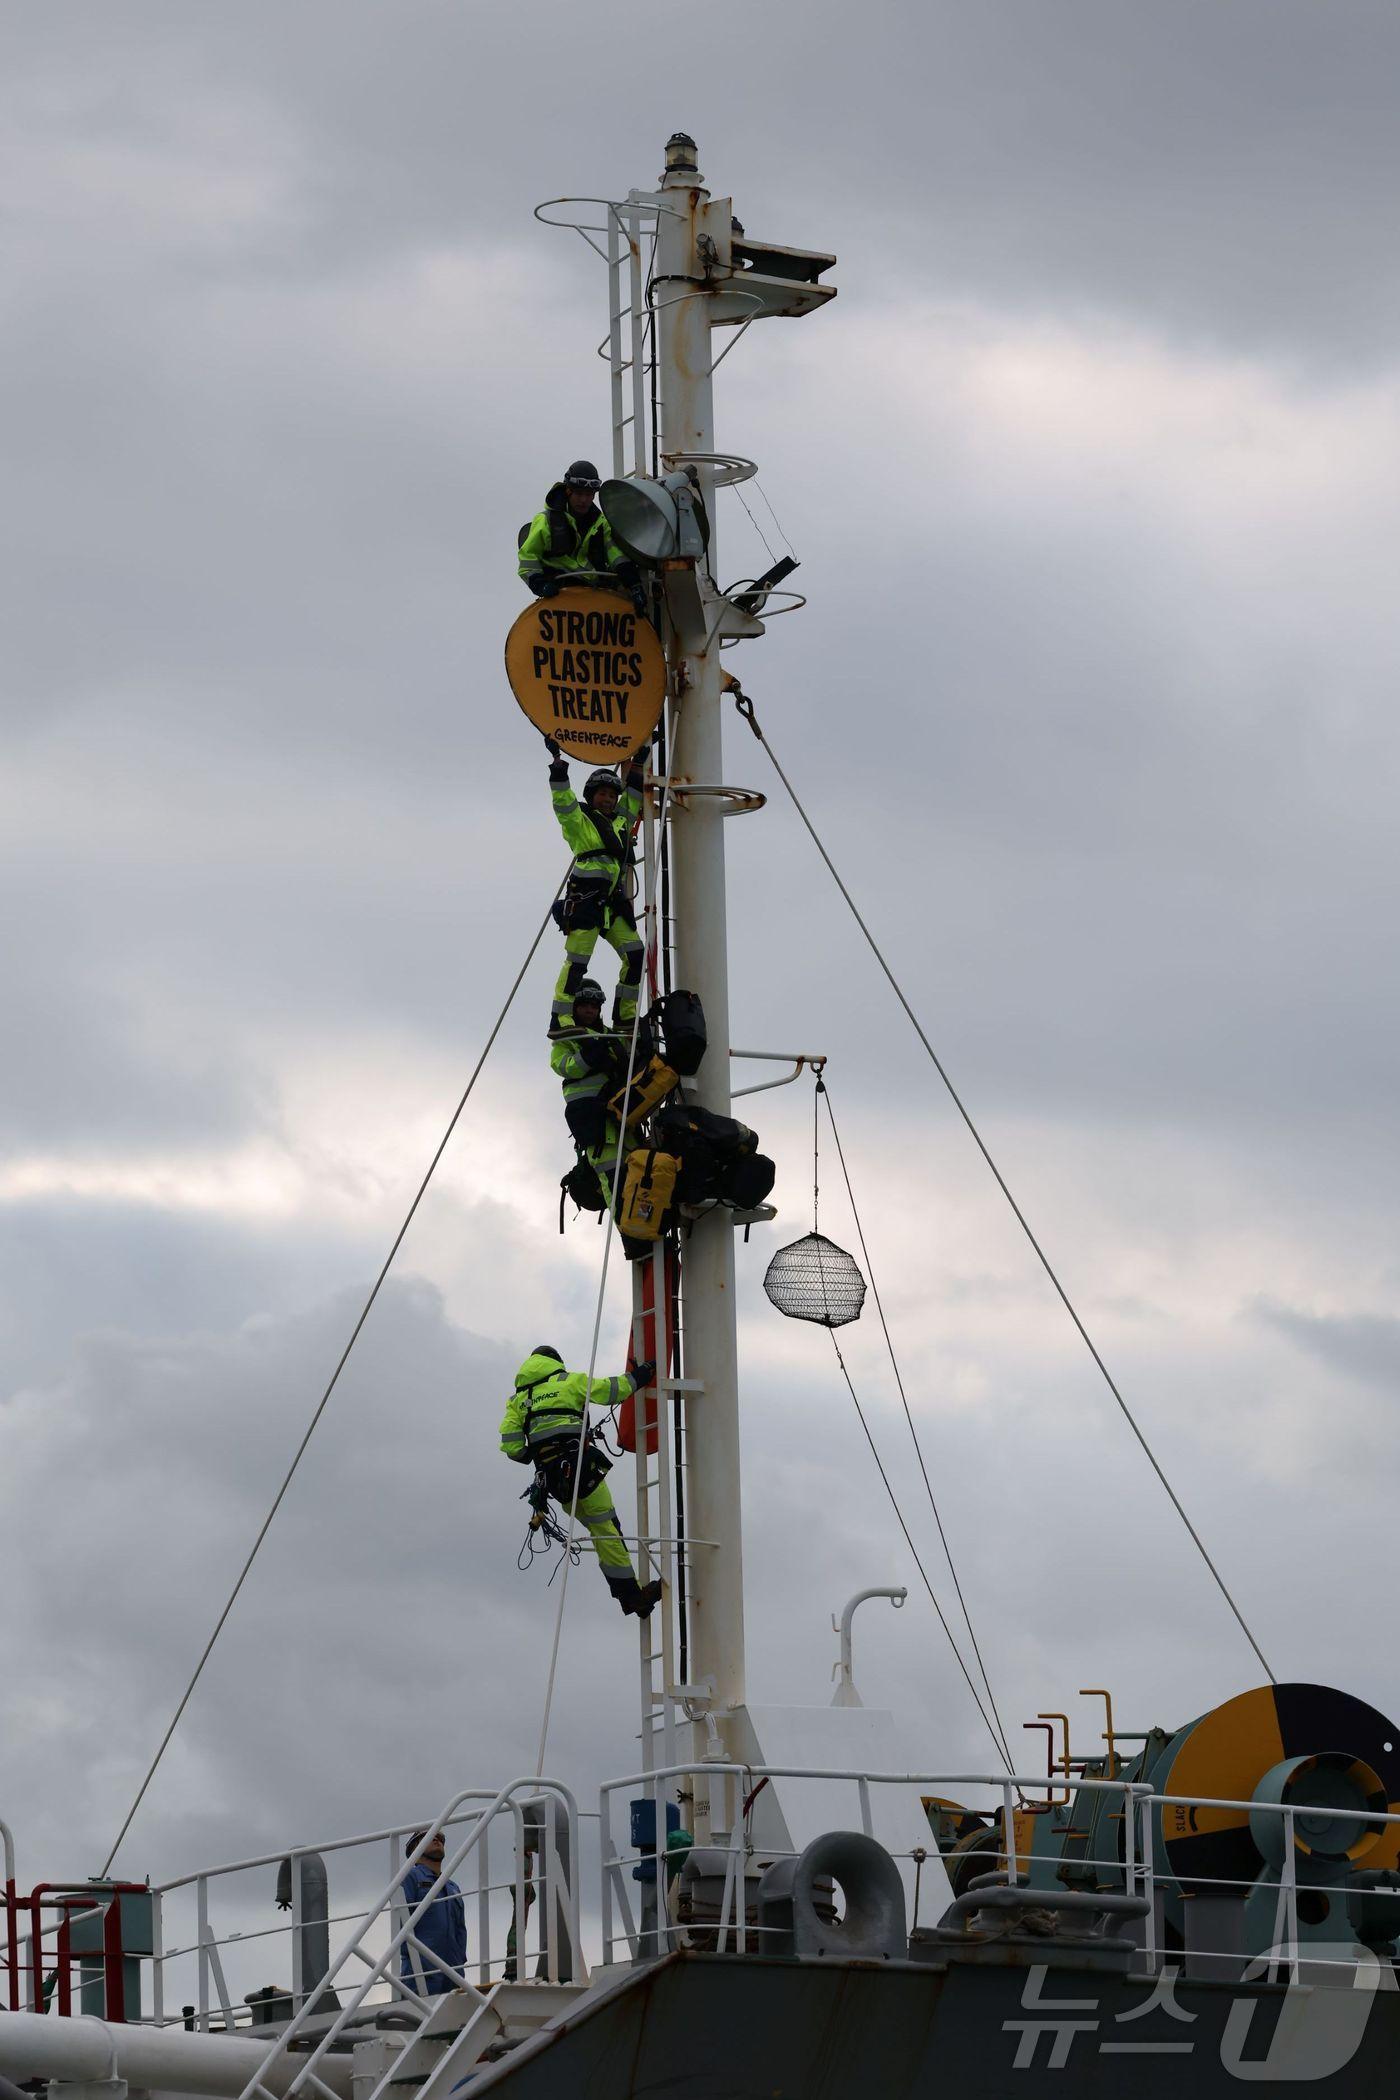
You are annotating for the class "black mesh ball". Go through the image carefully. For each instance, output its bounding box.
[763,1232,866,1328]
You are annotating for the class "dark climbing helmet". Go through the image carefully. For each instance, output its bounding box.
[583,768,620,806]
[563,460,601,491]
[573,979,606,1010]
[530,1345,563,1365]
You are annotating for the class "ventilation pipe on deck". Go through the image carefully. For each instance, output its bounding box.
[0,2011,352,2098]
[275,1853,339,2014]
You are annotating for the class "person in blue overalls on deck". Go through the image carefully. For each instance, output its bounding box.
[399,1829,467,1996]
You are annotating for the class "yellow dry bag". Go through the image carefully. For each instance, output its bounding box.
[609,1056,680,1129]
[618,1148,680,1241]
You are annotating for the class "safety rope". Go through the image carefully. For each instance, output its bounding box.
[519,1496,583,1576]
[534,713,684,1777]
[820,1076,1016,1770]
[731,683,1276,1686]
[100,882,566,1876]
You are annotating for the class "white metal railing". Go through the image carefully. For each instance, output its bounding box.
[140,1785,588,2036]
[598,1763,1400,1985]
[233,1779,581,2100]
[15,1761,1400,2038]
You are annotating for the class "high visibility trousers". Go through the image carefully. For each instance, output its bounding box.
[568,1478,634,1578]
[584,1116,623,1206]
[553,907,643,1029]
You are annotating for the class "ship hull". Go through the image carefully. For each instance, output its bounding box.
[465,1949,1400,2095]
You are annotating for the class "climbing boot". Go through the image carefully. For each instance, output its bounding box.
[609,1574,664,1618]
[628,1578,664,1619]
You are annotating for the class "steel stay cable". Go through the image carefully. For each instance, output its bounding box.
[534,714,684,1778]
[732,686,1276,1686]
[820,1078,1015,1770]
[754,478,797,559]
[825,1328,1012,1773]
[733,481,779,569]
[101,883,566,1876]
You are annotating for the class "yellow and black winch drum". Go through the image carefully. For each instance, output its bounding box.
[1153,1682,1400,1893]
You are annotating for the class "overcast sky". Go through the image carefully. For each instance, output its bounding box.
[4,0,1400,1946]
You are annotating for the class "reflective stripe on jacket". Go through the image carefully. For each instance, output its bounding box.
[499,1353,635,1461]
[518,492,624,580]
[551,769,643,892]
[551,1027,624,1104]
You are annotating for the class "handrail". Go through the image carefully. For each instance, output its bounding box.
[242,1795,519,2094]
[20,1759,1400,2036]
[148,1789,601,2032]
[607,1762,1400,1827]
[238,1779,580,2100]
[152,1806,488,1897]
[599,1760,1400,1979]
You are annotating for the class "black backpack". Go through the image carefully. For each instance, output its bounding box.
[721,1153,776,1209]
[564,1096,612,1152]
[673,1136,724,1206]
[654,1101,755,1162]
[660,989,707,1077]
[559,1158,607,1231]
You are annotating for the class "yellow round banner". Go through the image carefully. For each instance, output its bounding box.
[504,587,667,763]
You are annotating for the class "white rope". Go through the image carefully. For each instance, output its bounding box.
[103,884,566,1874]
[732,687,1276,1687]
[534,712,684,1777]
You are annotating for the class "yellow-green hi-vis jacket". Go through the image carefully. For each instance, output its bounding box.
[499,1352,637,1463]
[518,491,627,583]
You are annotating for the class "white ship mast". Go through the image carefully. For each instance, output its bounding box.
[584,134,836,1816]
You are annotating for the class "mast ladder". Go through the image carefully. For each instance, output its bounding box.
[630,768,685,1778]
[606,197,653,481]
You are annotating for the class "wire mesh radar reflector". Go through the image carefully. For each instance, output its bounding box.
[764,1232,866,1328]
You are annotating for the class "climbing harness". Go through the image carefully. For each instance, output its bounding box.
[552,871,613,934]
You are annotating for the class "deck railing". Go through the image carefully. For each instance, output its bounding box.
[8,1761,1399,2029]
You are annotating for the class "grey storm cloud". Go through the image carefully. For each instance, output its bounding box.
[9,0,1400,364]
[4,0,1400,1898]
[1256,1302,1400,1395]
